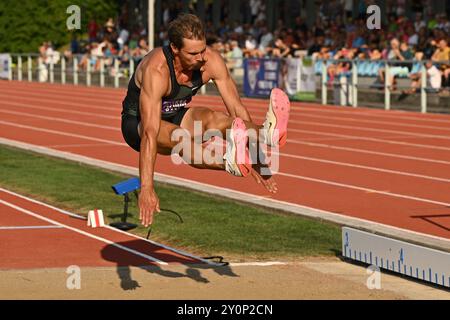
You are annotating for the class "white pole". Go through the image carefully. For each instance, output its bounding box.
[27,56,32,82]
[8,55,12,81]
[18,56,22,81]
[339,75,347,106]
[73,56,78,85]
[321,60,327,105]
[114,58,119,88]
[61,57,66,84]
[50,59,54,84]
[86,59,91,87]
[384,61,390,110]
[352,61,358,107]
[100,59,105,87]
[148,0,155,50]
[421,63,427,114]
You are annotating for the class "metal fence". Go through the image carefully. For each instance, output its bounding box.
[5,53,138,88]
[3,53,450,114]
[317,58,450,113]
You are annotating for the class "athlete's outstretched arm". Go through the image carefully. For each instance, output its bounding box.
[210,51,255,124]
[138,67,167,227]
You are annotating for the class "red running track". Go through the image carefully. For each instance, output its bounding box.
[0,81,449,240]
[0,187,207,269]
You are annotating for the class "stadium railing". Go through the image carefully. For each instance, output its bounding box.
[316,58,450,113]
[3,52,449,114]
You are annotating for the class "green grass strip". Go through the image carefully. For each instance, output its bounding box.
[0,145,341,260]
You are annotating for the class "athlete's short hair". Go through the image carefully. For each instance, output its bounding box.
[168,14,206,49]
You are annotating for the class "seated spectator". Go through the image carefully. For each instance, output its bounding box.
[117,25,130,51]
[132,38,149,59]
[243,33,258,57]
[119,44,131,69]
[432,38,450,63]
[101,39,116,70]
[377,38,411,90]
[369,48,383,60]
[400,61,442,97]
[225,40,243,71]
[78,42,99,71]
[327,47,354,87]
[257,25,274,54]
[267,38,292,58]
[308,36,325,57]
[431,39,450,91]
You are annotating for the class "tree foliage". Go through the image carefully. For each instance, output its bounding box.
[0,0,118,53]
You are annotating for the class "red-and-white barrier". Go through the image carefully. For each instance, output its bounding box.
[87,209,105,228]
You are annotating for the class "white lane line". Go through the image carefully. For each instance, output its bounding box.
[291,112,450,132]
[278,152,450,183]
[49,143,115,148]
[0,120,126,146]
[229,262,287,267]
[290,119,450,140]
[277,172,450,207]
[0,198,167,265]
[0,92,118,112]
[0,101,118,119]
[287,129,450,152]
[0,87,124,103]
[0,225,63,230]
[291,106,450,124]
[0,109,119,131]
[0,187,219,266]
[294,140,450,165]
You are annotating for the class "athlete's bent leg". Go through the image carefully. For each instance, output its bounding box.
[138,119,224,170]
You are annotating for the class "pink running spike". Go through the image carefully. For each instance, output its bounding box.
[264,88,291,148]
[232,118,252,177]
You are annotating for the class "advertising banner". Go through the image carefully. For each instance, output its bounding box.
[243,58,281,98]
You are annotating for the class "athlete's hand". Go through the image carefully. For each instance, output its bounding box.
[138,187,160,227]
[250,165,278,194]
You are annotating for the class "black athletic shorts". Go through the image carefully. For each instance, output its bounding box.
[121,108,189,152]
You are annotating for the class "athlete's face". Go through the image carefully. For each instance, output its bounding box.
[172,38,207,71]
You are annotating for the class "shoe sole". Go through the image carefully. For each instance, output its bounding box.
[229,118,251,177]
[267,88,290,148]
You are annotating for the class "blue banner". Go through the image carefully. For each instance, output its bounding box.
[243,58,281,98]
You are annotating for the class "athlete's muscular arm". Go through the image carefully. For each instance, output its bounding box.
[210,50,253,122]
[138,66,167,227]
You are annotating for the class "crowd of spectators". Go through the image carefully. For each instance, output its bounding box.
[195,2,450,94]
[77,17,149,77]
[42,0,450,94]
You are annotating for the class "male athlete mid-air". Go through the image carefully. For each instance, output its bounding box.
[121,14,291,227]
